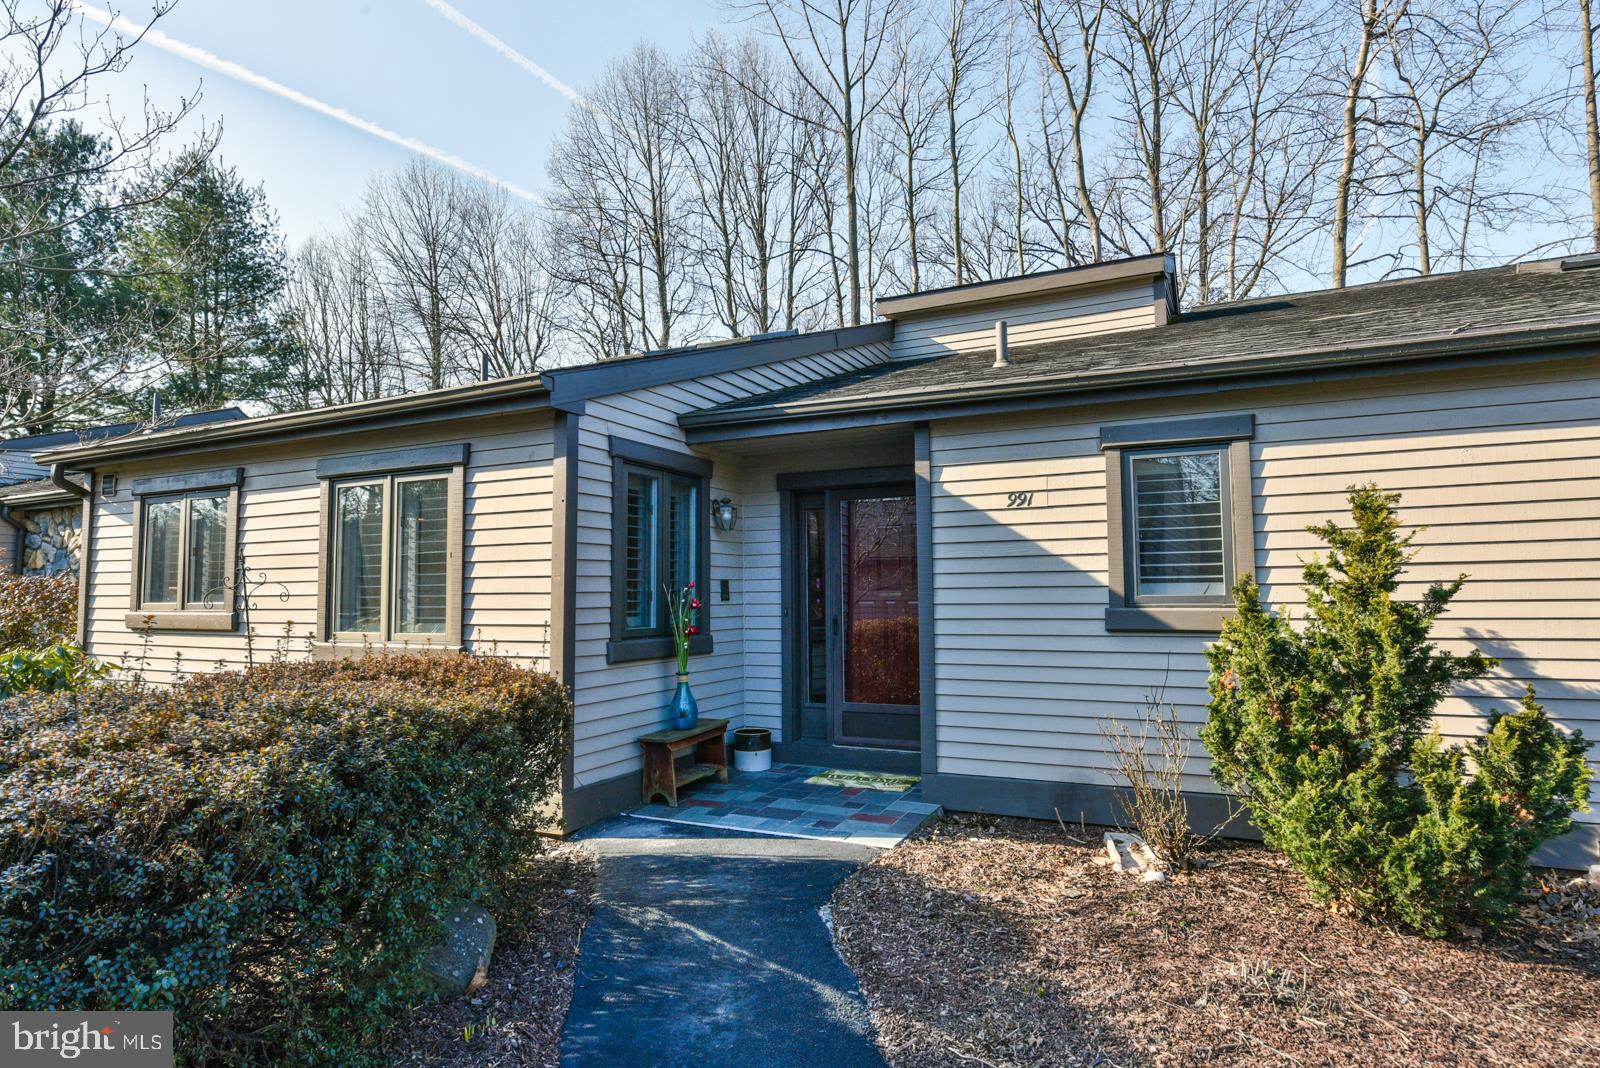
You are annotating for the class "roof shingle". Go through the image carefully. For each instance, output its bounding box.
[684,263,1600,423]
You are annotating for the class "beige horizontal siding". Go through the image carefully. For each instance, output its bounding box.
[569,341,892,788]
[85,415,556,684]
[890,282,1161,360]
[928,359,1600,825]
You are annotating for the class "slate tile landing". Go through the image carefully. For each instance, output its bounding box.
[628,762,941,847]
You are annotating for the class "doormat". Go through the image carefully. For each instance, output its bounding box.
[804,769,920,792]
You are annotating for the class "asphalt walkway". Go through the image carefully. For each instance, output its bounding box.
[559,817,887,1067]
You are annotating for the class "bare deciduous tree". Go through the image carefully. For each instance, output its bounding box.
[741,0,902,325]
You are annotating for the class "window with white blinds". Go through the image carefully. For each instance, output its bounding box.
[617,462,701,638]
[1126,447,1229,601]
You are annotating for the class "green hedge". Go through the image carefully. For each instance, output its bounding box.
[0,653,570,1065]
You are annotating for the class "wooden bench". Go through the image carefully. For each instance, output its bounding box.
[639,718,730,806]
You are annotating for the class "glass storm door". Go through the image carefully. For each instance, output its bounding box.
[794,487,921,750]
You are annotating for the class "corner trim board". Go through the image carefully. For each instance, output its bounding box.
[913,423,937,774]
[552,412,581,829]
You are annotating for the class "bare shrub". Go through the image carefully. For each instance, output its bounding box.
[1101,690,1231,871]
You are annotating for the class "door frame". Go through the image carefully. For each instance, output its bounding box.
[776,466,922,774]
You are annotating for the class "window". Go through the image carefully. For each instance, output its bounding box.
[316,444,466,648]
[1127,447,1227,601]
[1101,416,1254,633]
[127,467,242,631]
[608,436,712,663]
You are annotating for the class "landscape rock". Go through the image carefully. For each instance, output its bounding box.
[421,902,497,997]
[1104,832,1166,880]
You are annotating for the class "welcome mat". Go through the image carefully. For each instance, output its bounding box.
[804,769,920,792]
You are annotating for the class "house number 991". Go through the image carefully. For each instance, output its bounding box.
[1005,491,1036,508]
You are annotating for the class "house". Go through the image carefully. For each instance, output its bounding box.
[0,409,245,577]
[34,254,1600,866]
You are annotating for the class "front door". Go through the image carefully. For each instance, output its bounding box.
[793,486,920,750]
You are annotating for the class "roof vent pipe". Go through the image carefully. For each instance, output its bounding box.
[992,320,1011,369]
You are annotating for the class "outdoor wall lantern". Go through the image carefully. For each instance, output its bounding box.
[711,496,739,531]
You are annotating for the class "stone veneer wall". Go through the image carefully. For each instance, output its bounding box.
[14,504,81,577]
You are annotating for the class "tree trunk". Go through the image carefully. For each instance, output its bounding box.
[1333,0,1380,289]
[1583,0,1600,250]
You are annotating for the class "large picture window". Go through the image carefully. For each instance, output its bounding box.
[608,436,712,663]
[127,468,242,631]
[316,444,466,649]
[328,472,454,641]
[1101,415,1254,633]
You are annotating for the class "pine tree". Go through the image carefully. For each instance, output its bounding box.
[123,152,293,412]
[1202,485,1591,934]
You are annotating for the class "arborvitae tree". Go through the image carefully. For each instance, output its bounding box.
[1202,485,1591,935]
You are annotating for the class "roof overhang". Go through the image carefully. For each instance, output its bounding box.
[874,253,1174,320]
[39,377,552,467]
[681,321,1600,443]
[0,484,78,508]
[542,322,894,409]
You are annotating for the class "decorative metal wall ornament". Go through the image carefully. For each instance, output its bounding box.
[205,548,290,668]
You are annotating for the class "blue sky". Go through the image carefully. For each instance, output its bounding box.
[89,0,723,244]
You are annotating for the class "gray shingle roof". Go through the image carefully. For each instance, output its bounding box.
[682,263,1600,424]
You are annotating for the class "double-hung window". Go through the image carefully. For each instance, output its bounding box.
[127,468,242,631]
[1102,416,1254,632]
[608,436,712,663]
[317,445,466,648]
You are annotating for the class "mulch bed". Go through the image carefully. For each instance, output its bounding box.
[831,814,1600,1067]
[393,843,598,1067]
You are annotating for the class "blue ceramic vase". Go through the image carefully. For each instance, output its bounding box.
[669,674,699,730]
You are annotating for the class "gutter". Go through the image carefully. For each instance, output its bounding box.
[37,378,552,466]
[680,318,1600,431]
[49,463,90,500]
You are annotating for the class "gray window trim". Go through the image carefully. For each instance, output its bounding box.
[606,437,713,665]
[130,467,243,496]
[1098,414,1254,450]
[775,465,914,492]
[313,454,466,650]
[315,443,470,480]
[607,435,713,478]
[1103,420,1254,634]
[125,480,241,632]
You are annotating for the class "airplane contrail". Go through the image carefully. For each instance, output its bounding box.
[69,1,545,205]
[419,0,587,108]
